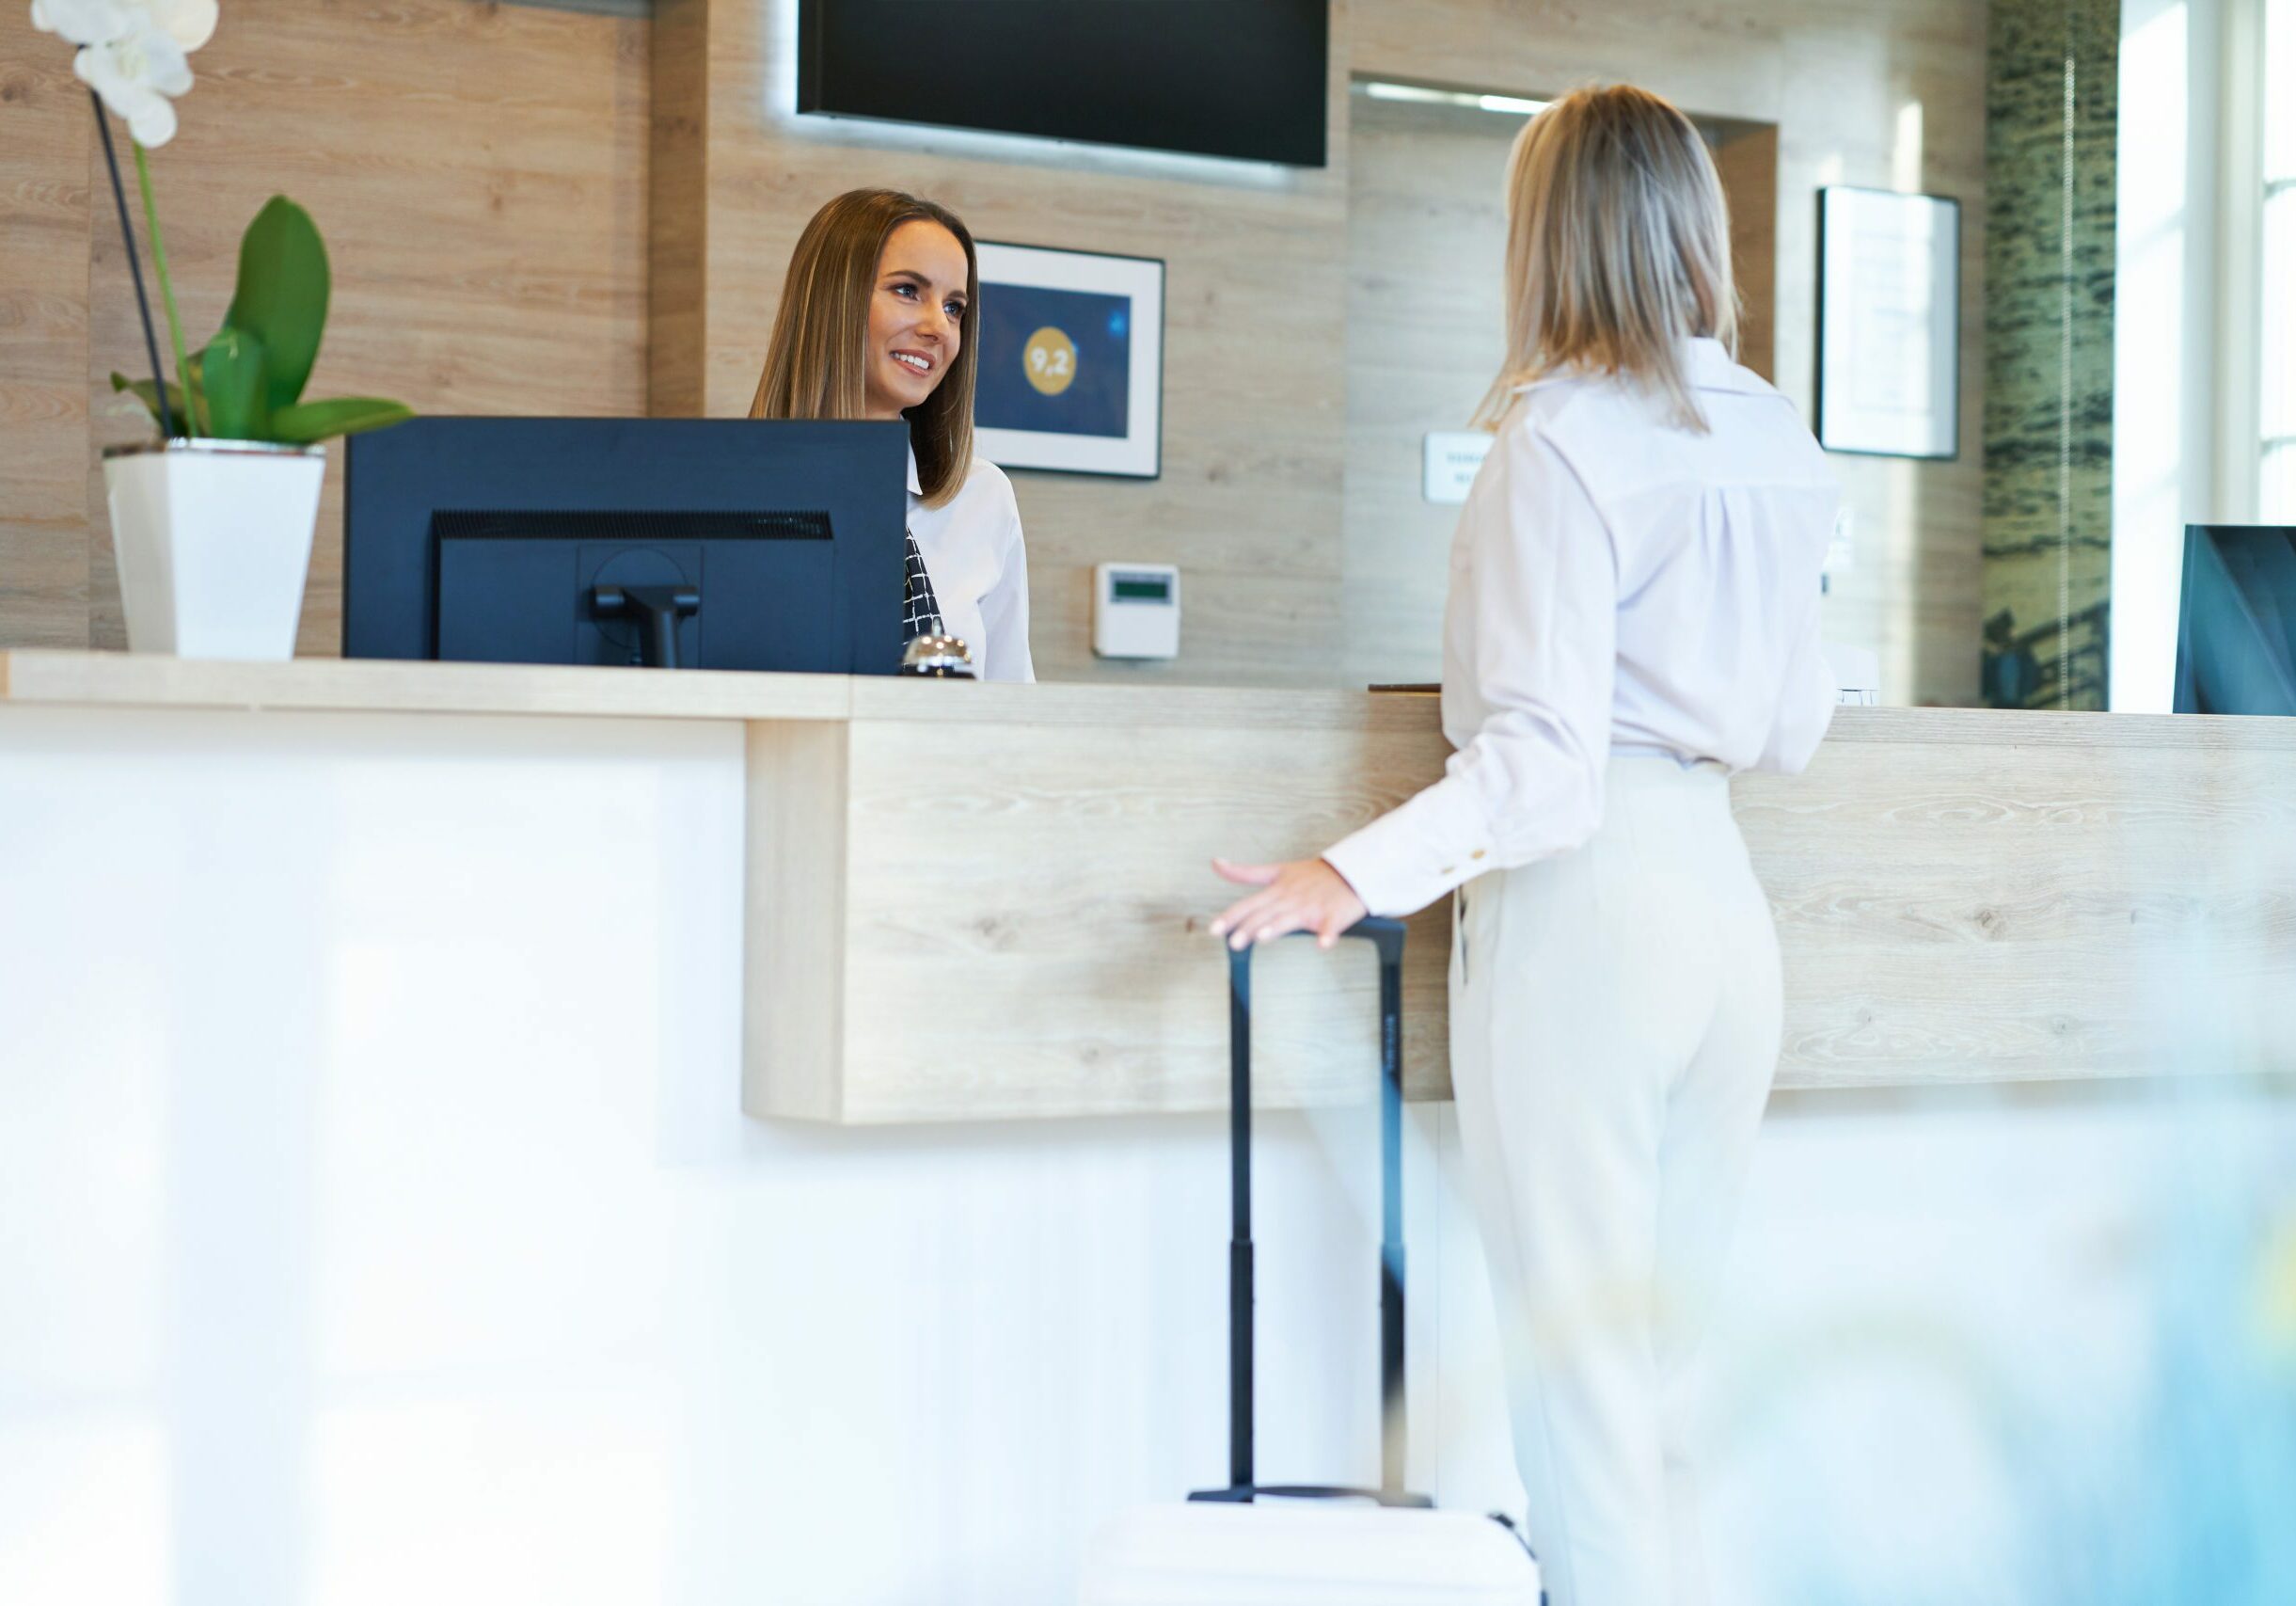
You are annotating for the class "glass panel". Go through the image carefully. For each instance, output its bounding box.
[2264,188,2296,442]
[2270,0,2296,183]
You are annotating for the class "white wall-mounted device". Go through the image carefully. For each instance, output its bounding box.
[1092,563,1181,660]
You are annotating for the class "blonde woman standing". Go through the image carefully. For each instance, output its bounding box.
[1211,86,1837,1606]
[752,187,1034,681]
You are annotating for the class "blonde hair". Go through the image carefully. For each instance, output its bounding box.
[1474,84,1738,434]
[749,188,980,509]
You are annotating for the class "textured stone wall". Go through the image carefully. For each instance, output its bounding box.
[1982,0,2120,708]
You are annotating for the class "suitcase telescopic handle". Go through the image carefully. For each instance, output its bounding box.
[1191,916,1430,1509]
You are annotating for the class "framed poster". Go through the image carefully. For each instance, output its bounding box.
[1815,186,1961,459]
[972,242,1164,479]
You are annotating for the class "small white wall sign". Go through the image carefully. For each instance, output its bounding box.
[1421,431,1493,504]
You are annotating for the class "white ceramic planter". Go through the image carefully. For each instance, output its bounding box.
[103,438,326,659]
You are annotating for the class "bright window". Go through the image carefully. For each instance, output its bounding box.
[2263,0,2296,515]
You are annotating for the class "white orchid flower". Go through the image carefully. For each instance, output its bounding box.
[31,0,214,48]
[71,15,194,146]
[145,0,215,51]
[28,0,139,46]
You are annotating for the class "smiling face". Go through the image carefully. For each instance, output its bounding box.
[863,219,971,421]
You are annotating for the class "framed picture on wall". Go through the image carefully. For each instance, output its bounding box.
[1814,186,1961,459]
[972,242,1164,479]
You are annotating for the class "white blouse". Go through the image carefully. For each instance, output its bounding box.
[1322,339,1840,918]
[907,447,1035,683]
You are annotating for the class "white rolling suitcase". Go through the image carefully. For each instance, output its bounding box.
[1079,920,1544,1605]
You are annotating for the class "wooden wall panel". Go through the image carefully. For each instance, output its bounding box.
[1341,93,1509,691]
[0,14,92,648]
[648,0,708,419]
[1713,121,1781,381]
[32,0,649,654]
[8,0,1987,703]
[667,0,1356,688]
[669,0,1983,697]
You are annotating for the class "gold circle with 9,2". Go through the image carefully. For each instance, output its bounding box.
[1022,326,1077,396]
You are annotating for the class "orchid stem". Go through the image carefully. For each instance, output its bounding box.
[87,89,174,439]
[132,139,198,437]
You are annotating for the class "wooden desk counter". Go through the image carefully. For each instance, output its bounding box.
[6,650,2291,1121]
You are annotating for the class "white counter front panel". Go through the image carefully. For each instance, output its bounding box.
[4,705,2289,1605]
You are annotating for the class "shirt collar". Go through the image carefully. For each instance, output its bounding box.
[1683,336,1773,396]
[1510,337,1774,399]
[905,444,923,499]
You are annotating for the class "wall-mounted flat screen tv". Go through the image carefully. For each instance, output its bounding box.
[797,0,1329,167]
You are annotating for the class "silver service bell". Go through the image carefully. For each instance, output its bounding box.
[899,633,976,678]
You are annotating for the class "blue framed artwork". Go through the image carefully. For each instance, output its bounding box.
[973,242,1164,479]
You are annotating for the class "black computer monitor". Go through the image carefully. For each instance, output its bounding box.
[2174,524,2296,715]
[344,418,909,674]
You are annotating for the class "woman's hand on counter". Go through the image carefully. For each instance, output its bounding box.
[1208,857,1370,951]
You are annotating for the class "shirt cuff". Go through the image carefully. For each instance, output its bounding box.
[1322,781,1494,918]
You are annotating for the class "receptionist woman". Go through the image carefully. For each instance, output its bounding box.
[750,187,1035,682]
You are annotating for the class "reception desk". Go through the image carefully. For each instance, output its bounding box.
[4,648,2291,1122]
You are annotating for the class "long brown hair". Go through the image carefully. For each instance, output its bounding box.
[749,188,981,508]
[1475,85,1738,434]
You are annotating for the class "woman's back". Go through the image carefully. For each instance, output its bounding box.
[1442,337,1837,789]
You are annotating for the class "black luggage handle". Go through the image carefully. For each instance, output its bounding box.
[1189,916,1432,1509]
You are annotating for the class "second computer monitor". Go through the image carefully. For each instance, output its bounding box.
[343,417,910,675]
[2175,524,2296,715]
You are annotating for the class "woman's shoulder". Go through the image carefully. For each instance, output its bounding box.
[954,453,1023,533]
[959,453,1015,499]
[1492,379,1593,459]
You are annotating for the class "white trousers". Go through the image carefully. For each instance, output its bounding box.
[1449,756,1781,1606]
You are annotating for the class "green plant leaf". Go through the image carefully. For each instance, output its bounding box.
[198,326,271,441]
[268,397,414,445]
[110,365,214,436]
[110,371,189,435]
[224,196,329,413]
[183,349,212,435]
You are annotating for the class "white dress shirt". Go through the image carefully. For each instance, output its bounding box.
[1323,339,1839,918]
[908,447,1036,683]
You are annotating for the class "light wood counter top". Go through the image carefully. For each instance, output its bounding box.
[7,650,2292,1121]
[0,648,1425,731]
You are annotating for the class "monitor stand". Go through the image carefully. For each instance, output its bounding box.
[594,583,701,669]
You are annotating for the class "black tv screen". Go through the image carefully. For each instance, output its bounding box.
[797,0,1329,167]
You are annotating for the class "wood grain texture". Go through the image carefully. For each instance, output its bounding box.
[0,12,92,647]
[816,712,1456,1121]
[1712,121,1780,380]
[1743,721,2296,1088]
[0,648,856,721]
[648,0,707,418]
[0,651,2281,1115]
[737,692,2296,1121]
[40,0,649,655]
